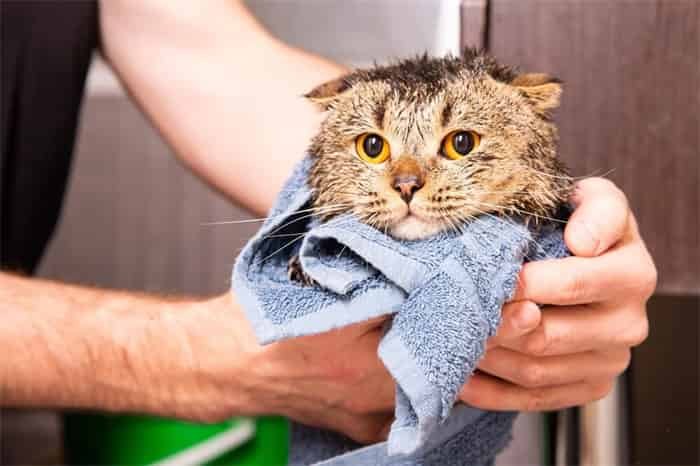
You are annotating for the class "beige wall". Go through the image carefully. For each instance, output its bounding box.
[39,97,256,296]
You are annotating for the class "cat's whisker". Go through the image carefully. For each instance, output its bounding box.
[458,207,552,260]
[202,217,278,226]
[529,166,615,182]
[440,208,462,236]
[465,200,568,225]
[355,211,377,230]
[202,203,351,227]
[432,205,466,237]
[263,206,347,234]
[589,167,616,179]
[264,204,353,238]
[384,213,389,236]
[526,170,576,181]
[472,187,570,196]
[263,233,310,239]
[255,212,354,265]
[255,234,308,266]
[362,212,388,236]
[451,204,518,237]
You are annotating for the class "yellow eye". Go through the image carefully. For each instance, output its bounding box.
[441,130,480,160]
[356,133,390,164]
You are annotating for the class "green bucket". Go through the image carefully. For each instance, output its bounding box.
[64,414,288,465]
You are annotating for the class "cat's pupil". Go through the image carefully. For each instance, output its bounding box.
[453,132,474,154]
[363,135,384,158]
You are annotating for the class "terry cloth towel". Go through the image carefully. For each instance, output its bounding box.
[232,156,568,465]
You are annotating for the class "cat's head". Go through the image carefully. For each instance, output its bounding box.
[306,48,571,240]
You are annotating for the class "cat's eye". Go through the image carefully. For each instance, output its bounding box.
[356,133,390,164]
[441,130,480,160]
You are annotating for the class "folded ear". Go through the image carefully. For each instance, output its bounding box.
[304,76,352,110]
[510,73,562,115]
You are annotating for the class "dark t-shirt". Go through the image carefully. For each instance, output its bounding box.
[1,1,99,273]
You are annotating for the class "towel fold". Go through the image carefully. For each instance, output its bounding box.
[289,407,516,466]
[232,156,568,464]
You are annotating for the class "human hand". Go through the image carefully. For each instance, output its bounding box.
[460,178,657,410]
[173,294,394,444]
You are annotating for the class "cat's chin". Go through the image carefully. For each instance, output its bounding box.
[389,215,444,241]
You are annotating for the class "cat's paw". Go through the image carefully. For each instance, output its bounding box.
[288,255,316,287]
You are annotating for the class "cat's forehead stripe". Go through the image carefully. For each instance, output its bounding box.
[441,101,453,127]
[374,93,389,130]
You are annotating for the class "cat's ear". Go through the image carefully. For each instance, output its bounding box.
[304,76,352,110]
[510,73,562,115]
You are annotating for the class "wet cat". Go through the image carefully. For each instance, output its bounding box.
[289,48,571,284]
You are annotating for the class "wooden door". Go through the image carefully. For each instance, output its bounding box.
[460,1,699,464]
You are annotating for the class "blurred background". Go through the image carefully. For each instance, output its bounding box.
[3,1,698,465]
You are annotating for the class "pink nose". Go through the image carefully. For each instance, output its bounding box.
[392,174,423,203]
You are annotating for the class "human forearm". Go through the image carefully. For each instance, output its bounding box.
[0,272,395,441]
[0,272,250,419]
[99,0,346,214]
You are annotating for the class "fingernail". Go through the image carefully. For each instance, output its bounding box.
[571,220,601,255]
[515,303,540,330]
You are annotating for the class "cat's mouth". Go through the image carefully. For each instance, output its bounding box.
[389,211,444,240]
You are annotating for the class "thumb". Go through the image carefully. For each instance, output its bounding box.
[565,178,629,257]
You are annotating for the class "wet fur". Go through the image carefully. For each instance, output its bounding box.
[288,49,572,283]
[303,48,572,242]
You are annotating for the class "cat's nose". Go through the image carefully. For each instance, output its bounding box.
[392,174,423,203]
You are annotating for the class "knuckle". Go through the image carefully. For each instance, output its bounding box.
[342,392,375,416]
[331,362,364,385]
[523,333,547,357]
[563,269,589,303]
[523,325,556,356]
[619,349,632,373]
[590,380,614,401]
[354,427,380,445]
[461,383,484,408]
[601,349,632,377]
[640,261,658,298]
[521,362,547,388]
[524,389,549,412]
[346,425,371,444]
[614,310,649,348]
[627,316,649,347]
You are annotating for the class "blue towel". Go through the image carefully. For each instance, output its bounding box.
[232,156,568,465]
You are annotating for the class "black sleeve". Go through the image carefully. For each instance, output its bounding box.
[1,1,99,273]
